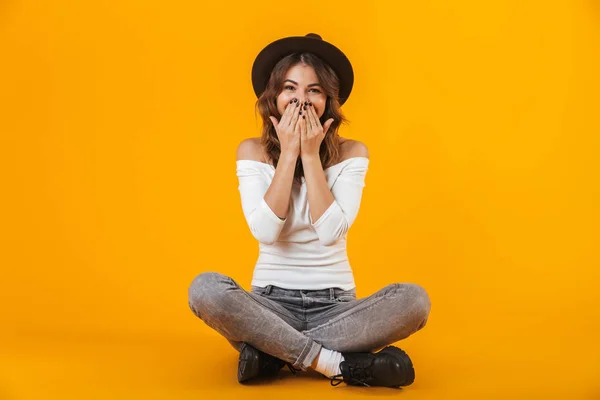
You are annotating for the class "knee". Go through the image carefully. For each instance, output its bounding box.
[187,272,230,316]
[394,283,431,327]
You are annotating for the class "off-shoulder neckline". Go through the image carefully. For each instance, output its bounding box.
[236,156,369,172]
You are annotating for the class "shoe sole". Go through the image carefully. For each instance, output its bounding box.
[238,342,260,383]
[379,346,415,386]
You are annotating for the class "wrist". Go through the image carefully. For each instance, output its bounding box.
[301,153,319,163]
[280,151,299,165]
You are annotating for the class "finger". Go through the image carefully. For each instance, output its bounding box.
[300,110,307,139]
[295,109,302,133]
[300,101,309,133]
[289,98,301,128]
[295,102,304,132]
[306,102,317,133]
[313,103,323,130]
[323,118,334,135]
[280,99,296,127]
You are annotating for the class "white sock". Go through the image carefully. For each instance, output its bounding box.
[314,347,345,378]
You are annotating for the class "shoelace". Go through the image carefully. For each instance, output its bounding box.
[261,357,299,377]
[330,361,373,387]
[285,362,299,375]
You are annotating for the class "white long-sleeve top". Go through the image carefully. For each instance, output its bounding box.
[236,156,369,290]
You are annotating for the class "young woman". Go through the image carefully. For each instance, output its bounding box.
[188,33,431,388]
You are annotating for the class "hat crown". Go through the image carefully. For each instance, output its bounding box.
[252,32,353,105]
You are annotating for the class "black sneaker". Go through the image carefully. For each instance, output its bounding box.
[237,342,299,383]
[330,346,415,388]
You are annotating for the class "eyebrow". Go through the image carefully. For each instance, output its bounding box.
[284,79,321,87]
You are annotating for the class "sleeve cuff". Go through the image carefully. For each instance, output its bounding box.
[310,200,341,227]
[260,197,287,224]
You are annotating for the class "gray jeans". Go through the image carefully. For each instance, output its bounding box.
[188,272,431,371]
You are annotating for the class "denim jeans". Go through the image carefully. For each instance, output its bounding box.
[188,272,431,371]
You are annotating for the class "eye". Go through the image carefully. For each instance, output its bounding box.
[284,85,321,93]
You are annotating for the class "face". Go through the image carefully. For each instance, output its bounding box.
[275,63,327,119]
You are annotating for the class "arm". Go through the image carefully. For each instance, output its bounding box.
[264,152,297,220]
[302,143,370,246]
[301,155,334,225]
[236,139,297,244]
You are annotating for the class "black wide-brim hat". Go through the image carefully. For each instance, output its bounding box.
[251,33,354,106]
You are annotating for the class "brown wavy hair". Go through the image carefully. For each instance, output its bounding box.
[254,52,351,186]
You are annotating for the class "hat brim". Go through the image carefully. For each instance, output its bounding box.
[252,35,354,106]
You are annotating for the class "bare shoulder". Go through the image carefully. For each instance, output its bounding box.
[236,138,266,162]
[340,139,369,161]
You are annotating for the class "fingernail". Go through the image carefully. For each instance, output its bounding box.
[303,105,306,110]
[293,98,298,102]
[299,111,302,115]
[302,115,306,119]
[289,99,293,104]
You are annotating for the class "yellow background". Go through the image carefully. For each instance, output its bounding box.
[1,0,599,398]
